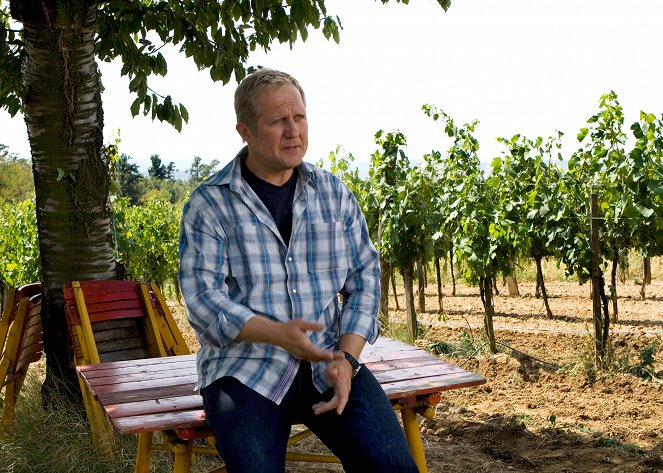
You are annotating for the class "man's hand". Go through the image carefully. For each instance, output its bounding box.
[312,351,353,415]
[276,320,334,362]
[237,317,333,362]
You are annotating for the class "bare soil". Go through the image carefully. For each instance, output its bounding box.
[172,279,663,473]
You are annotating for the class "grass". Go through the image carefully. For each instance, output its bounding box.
[0,369,137,473]
[0,366,224,473]
[595,436,644,456]
[427,329,489,359]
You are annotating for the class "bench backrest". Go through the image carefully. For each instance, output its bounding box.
[63,280,189,365]
[12,294,43,379]
[0,283,42,357]
[1,287,42,436]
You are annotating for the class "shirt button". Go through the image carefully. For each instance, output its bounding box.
[292,289,297,294]
[288,257,293,262]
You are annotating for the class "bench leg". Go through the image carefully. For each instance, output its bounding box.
[135,432,153,473]
[401,408,427,473]
[172,438,194,473]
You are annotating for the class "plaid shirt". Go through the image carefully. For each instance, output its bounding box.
[179,148,380,404]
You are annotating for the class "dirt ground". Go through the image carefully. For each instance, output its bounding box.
[173,278,663,473]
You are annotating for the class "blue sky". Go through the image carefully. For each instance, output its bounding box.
[2,0,663,175]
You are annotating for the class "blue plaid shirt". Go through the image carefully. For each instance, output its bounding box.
[179,148,380,404]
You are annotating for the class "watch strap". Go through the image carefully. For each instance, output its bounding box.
[342,350,361,377]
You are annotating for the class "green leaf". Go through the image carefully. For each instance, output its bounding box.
[180,104,189,123]
[130,97,141,117]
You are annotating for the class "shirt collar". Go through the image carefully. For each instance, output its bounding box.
[204,145,316,191]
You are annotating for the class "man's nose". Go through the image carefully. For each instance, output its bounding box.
[284,117,299,137]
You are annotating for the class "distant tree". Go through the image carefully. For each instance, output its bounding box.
[139,179,190,205]
[113,153,143,205]
[187,156,220,185]
[0,143,34,203]
[148,154,176,181]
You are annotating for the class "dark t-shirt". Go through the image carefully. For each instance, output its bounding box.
[241,158,297,245]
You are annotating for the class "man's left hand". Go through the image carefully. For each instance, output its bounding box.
[312,351,353,415]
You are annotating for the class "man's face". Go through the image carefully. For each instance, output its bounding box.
[237,84,308,184]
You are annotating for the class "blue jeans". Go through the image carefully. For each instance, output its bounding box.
[201,361,419,473]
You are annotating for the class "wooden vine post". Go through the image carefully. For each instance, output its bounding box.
[590,193,609,367]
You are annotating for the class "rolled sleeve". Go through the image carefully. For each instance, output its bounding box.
[179,197,255,347]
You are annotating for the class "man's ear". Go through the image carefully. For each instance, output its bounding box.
[236,122,251,143]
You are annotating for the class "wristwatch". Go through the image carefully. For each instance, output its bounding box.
[342,351,361,378]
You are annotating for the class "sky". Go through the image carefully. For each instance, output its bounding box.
[1,0,663,176]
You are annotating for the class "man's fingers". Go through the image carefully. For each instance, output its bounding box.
[335,396,348,415]
[307,346,334,362]
[312,396,338,415]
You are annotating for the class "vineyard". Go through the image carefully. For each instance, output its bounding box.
[2,91,663,358]
[2,91,663,470]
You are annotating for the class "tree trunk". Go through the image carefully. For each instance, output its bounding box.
[390,270,400,310]
[505,259,519,296]
[505,274,519,297]
[590,194,609,368]
[644,256,652,285]
[640,256,651,299]
[379,255,391,328]
[14,0,118,397]
[435,257,443,312]
[534,255,553,317]
[416,260,425,314]
[492,276,499,296]
[449,248,456,296]
[480,276,497,353]
[402,265,417,343]
[610,256,618,323]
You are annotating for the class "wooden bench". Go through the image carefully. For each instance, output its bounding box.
[77,336,486,473]
[63,279,190,451]
[0,283,42,436]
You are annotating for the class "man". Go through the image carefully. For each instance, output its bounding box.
[179,68,418,473]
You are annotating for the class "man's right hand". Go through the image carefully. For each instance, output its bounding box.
[237,317,333,362]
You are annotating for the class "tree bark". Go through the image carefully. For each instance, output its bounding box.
[534,255,553,317]
[379,254,391,328]
[505,259,519,297]
[610,255,619,323]
[13,0,118,396]
[435,257,443,312]
[590,194,609,368]
[449,248,456,296]
[480,276,497,353]
[640,256,651,299]
[402,265,417,343]
[505,275,519,297]
[416,260,425,314]
[390,270,400,310]
[644,256,652,285]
